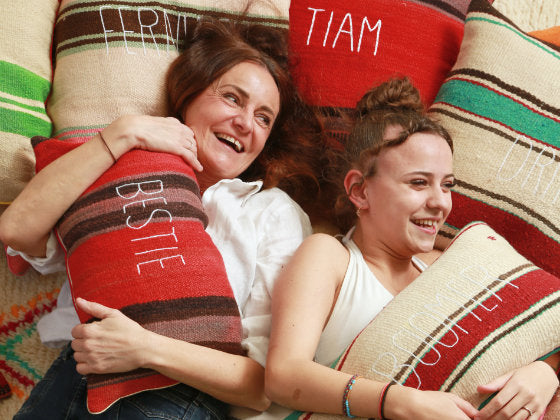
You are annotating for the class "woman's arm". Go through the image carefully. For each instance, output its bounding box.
[265,234,478,419]
[0,115,200,257]
[475,353,560,420]
[71,298,269,411]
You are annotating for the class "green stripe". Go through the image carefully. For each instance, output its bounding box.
[466,16,560,61]
[0,107,52,137]
[434,79,560,148]
[0,61,51,102]
[0,96,47,115]
[0,324,43,381]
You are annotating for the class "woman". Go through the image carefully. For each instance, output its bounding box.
[0,18,323,419]
[265,77,559,420]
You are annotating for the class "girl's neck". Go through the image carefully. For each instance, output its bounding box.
[351,225,420,296]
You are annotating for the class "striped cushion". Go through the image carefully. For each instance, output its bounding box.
[429,0,560,278]
[0,0,58,204]
[288,0,474,148]
[292,222,560,419]
[48,0,288,143]
[32,136,245,414]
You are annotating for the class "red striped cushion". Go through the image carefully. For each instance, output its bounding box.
[32,137,244,414]
[295,222,560,419]
[288,0,477,148]
[429,0,560,278]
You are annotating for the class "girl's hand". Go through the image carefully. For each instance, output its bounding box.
[103,115,202,171]
[474,361,559,420]
[71,297,152,375]
[387,386,478,420]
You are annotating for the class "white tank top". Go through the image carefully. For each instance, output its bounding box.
[314,230,428,367]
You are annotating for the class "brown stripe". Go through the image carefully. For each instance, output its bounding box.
[121,295,241,323]
[405,0,466,20]
[444,295,560,392]
[394,263,534,382]
[143,315,242,341]
[87,368,157,389]
[55,2,287,56]
[446,68,560,117]
[430,106,560,162]
[59,201,207,254]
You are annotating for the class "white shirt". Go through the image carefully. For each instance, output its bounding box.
[7,178,311,367]
[316,230,428,366]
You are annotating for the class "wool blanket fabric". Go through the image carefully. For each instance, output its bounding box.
[32,136,244,414]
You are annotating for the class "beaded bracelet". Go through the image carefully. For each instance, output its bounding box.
[378,382,394,420]
[342,374,360,417]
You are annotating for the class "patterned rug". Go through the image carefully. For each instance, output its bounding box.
[0,248,64,419]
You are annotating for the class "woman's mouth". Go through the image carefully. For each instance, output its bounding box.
[215,133,244,153]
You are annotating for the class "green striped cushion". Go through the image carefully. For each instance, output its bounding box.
[291,222,560,419]
[428,0,560,278]
[48,0,289,143]
[0,1,58,204]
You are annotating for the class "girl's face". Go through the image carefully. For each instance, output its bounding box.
[183,61,281,190]
[362,130,454,256]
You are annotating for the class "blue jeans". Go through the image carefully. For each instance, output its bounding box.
[14,344,228,420]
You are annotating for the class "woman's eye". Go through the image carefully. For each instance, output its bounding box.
[224,93,239,104]
[256,114,272,127]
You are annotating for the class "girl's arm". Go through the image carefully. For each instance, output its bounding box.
[265,234,478,420]
[475,353,560,420]
[71,298,270,411]
[0,115,200,257]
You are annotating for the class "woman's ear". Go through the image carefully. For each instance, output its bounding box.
[344,169,368,211]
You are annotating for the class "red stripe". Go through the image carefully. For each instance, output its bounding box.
[0,360,35,387]
[403,269,559,390]
[67,225,233,322]
[447,192,560,277]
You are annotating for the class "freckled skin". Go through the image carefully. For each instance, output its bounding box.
[292,388,301,401]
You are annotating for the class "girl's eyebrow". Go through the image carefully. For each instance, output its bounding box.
[405,171,455,178]
[222,84,277,116]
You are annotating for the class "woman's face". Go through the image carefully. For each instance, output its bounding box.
[362,129,454,256]
[183,61,280,189]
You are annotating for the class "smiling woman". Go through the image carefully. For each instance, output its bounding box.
[264,77,559,420]
[0,16,325,420]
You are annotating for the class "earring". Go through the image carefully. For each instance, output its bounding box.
[356,207,362,217]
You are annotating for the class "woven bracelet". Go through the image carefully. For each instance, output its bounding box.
[342,374,359,417]
[378,382,394,420]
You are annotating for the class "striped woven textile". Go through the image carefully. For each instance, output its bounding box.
[288,0,477,149]
[32,136,245,414]
[429,0,560,277]
[288,222,560,420]
[0,0,58,204]
[48,0,288,143]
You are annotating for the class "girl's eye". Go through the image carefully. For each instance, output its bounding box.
[443,181,456,190]
[410,179,427,186]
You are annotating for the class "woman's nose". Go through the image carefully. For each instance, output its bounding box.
[233,109,253,133]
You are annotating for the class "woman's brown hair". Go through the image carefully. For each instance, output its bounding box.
[166,17,324,217]
[327,77,453,232]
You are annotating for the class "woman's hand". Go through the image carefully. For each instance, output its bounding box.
[71,297,152,375]
[387,387,478,420]
[474,361,559,420]
[103,115,202,171]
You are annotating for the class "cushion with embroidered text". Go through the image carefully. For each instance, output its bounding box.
[292,221,559,419]
[32,136,244,414]
[428,0,560,278]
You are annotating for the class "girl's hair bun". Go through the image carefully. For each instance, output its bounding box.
[356,77,423,117]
